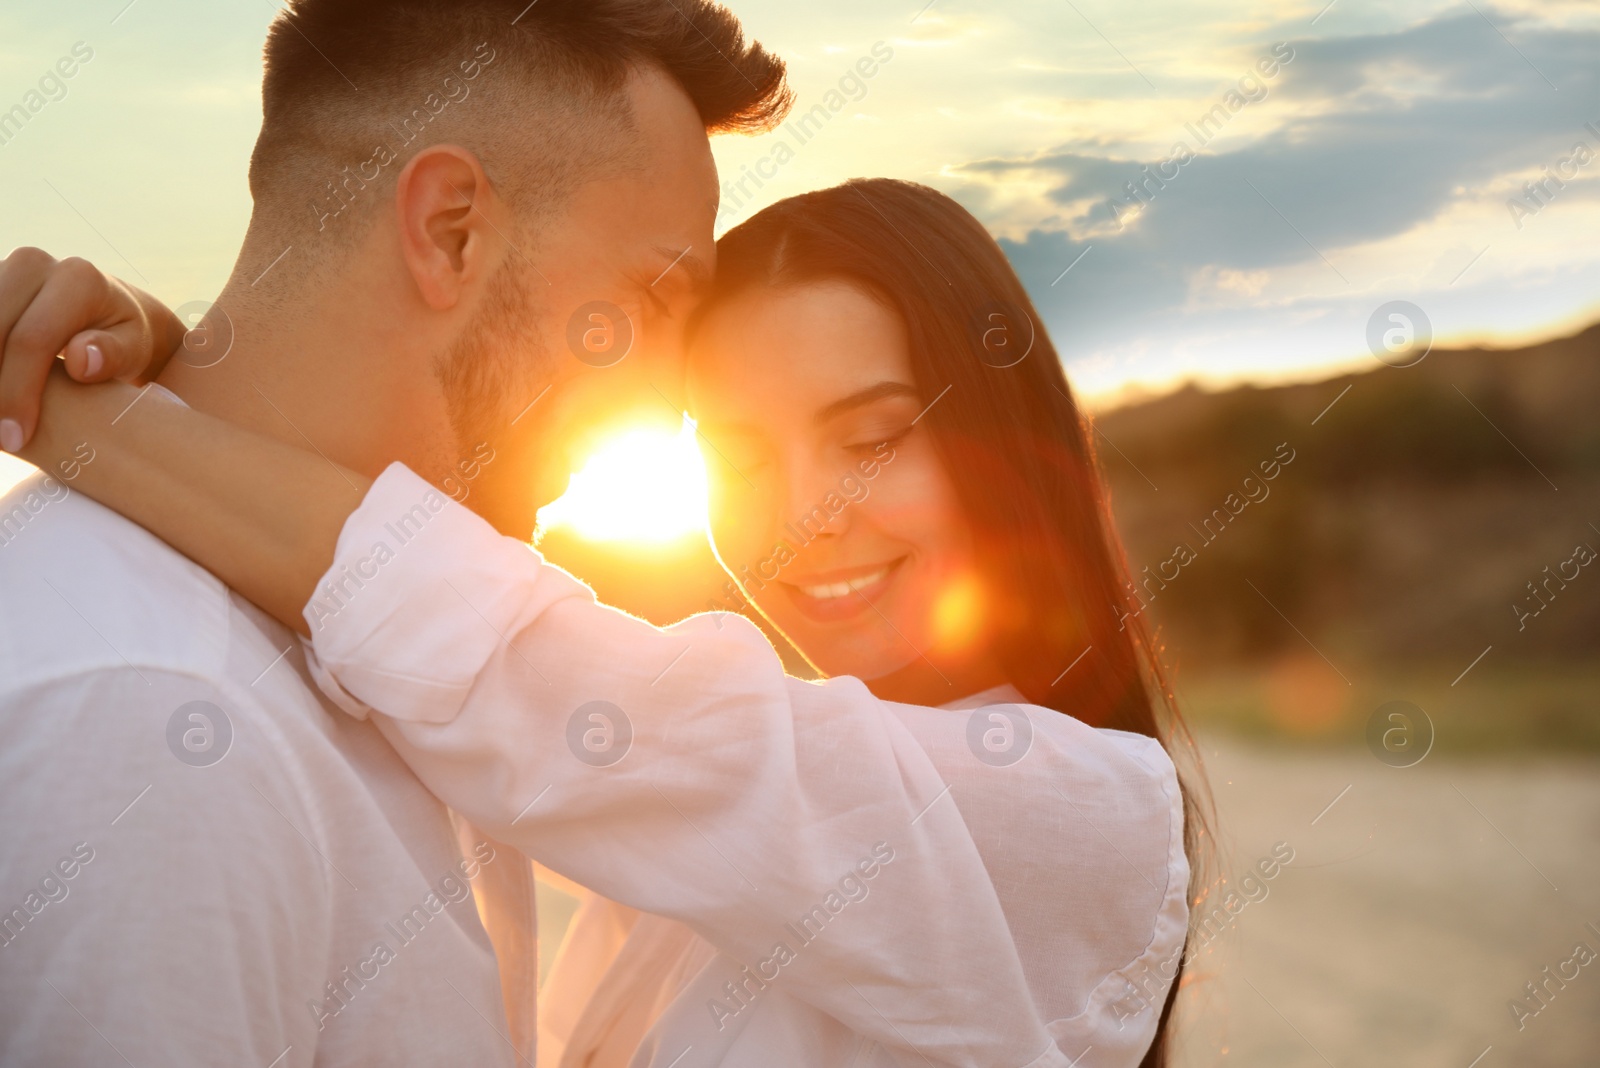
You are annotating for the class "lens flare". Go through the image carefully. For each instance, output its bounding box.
[538,417,709,544]
[932,572,987,652]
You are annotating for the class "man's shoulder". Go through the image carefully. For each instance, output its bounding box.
[0,473,235,690]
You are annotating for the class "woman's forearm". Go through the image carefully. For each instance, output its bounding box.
[22,373,369,634]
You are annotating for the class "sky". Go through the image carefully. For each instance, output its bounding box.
[0,0,1596,414]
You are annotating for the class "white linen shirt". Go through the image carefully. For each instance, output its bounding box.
[0,468,512,1067]
[304,464,1190,1068]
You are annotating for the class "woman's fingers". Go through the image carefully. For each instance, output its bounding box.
[58,280,160,384]
[0,251,146,452]
[61,329,131,381]
[0,247,57,452]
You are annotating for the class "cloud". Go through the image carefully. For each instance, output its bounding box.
[939,7,1600,389]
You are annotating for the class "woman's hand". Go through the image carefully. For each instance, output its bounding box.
[0,247,186,454]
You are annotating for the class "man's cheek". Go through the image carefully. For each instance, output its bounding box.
[637,313,690,388]
[492,384,572,514]
[522,380,618,506]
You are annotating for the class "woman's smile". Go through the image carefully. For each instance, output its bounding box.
[778,556,907,622]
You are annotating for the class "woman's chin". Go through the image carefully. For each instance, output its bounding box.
[799,641,921,685]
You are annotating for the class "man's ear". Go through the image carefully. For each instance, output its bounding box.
[394,145,501,311]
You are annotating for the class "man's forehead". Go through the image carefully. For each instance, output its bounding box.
[621,71,720,226]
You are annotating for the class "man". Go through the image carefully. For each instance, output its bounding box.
[0,2,1076,1066]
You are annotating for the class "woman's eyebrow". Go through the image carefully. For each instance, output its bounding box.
[813,381,919,425]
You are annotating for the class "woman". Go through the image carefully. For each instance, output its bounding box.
[15,179,1204,1066]
[539,180,1207,1068]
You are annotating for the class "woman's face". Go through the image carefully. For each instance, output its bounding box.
[687,281,1001,698]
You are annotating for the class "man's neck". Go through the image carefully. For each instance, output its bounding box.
[156,253,455,483]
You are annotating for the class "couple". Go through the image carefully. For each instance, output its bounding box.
[0,1,1203,1066]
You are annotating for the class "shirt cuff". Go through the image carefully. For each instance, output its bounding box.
[301,461,545,725]
[299,636,373,721]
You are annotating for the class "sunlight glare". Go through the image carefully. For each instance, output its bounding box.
[0,453,34,497]
[538,417,709,543]
[932,573,987,653]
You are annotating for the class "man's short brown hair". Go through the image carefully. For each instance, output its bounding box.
[248,0,790,242]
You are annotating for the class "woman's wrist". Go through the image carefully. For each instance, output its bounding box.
[19,371,137,483]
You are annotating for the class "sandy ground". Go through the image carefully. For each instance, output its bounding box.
[1170,735,1600,1068]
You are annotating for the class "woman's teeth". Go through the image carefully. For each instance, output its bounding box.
[797,566,892,601]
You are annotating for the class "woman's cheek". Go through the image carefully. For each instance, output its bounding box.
[869,441,962,543]
[707,479,777,578]
[877,445,982,625]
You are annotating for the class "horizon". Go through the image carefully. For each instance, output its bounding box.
[1081,308,1600,411]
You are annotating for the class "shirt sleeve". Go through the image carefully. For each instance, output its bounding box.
[0,669,328,1068]
[914,716,1190,1063]
[304,464,1134,1068]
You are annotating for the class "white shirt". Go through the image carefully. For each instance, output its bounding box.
[305,464,1190,1068]
[534,686,1187,1068]
[0,466,512,1065]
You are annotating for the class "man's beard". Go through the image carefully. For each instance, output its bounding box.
[433,257,552,535]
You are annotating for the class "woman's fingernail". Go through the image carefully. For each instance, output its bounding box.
[0,419,22,454]
[83,343,104,378]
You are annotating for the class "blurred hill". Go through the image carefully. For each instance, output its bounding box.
[1094,321,1600,750]
[1095,321,1600,665]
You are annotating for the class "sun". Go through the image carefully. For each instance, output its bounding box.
[538,417,709,543]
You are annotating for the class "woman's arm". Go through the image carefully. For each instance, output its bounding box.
[21,372,365,630]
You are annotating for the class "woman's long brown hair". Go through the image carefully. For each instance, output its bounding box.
[695,178,1211,1065]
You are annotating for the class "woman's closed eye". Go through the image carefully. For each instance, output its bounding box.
[847,425,912,457]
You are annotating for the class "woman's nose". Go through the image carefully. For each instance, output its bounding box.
[780,459,852,543]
